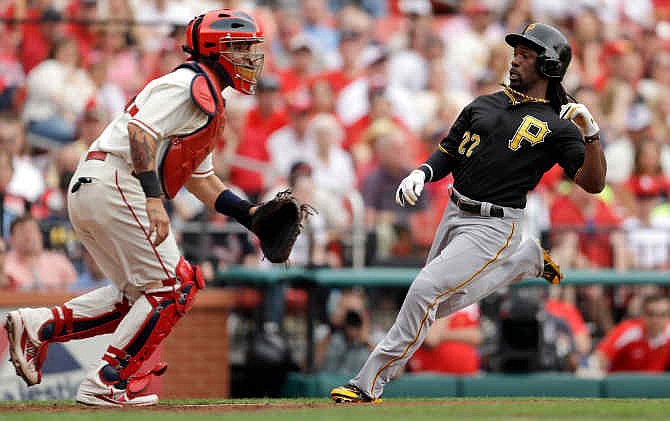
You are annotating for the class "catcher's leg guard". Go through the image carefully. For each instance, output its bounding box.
[5,286,131,386]
[38,299,131,343]
[98,257,204,386]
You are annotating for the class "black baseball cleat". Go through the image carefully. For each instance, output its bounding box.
[541,249,564,284]
[330,384,381,404]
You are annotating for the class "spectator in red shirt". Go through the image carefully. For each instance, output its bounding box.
[408,304,482,375]
[624,143,666,200]
[19,8,63,74]
[584,295,670,374]
[278,36,316,100]
[229,75,288,200]
[550,184,626,338]
[550,183,623,268]
[309,77,337,114]
[317,30,367,95]
[0,14,24,111]
[345,88,425,172]
[3,2,60,74]
[623,141,670,269]
[63,0,99,66]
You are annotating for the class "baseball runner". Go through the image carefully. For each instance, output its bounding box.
[331,23,607,403]
[4,9,305,407]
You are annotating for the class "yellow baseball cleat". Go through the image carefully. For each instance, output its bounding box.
[541,249,564,284]
[330,385,381,404]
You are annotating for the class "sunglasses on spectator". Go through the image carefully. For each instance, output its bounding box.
[341,31,363,41]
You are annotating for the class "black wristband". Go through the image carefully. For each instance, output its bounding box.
[584,133,600,144]
[215,189,253,229]
[137,171,162,198]
[417,164,433,182]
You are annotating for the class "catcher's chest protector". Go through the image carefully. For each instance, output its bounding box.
[159,61,226,199]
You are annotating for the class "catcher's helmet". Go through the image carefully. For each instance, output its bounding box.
[505,23,571,81]
[184,9,264,94]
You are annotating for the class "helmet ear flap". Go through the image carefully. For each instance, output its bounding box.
[537,56,563,79]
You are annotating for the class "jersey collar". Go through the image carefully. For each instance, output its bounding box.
[502,85,550,105]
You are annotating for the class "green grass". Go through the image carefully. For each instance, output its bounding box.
[2,398,670,421]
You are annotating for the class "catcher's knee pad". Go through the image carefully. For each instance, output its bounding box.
[38,299,131,343]
[102,257,204,382]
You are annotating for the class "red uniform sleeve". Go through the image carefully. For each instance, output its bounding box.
[596,321,632,361]
[561,302,588,336]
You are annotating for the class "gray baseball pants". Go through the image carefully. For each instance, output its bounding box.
[350,192,543,399]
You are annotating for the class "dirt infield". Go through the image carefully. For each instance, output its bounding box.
[163,399,548,411]
[0,402,321,413]
[0,399,542,413]
[2,398,669,421]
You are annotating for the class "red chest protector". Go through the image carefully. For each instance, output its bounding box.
[158,61,225,199]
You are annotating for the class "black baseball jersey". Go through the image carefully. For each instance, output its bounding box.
[439,88,585,208]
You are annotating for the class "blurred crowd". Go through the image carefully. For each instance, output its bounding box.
[2,0,670,379]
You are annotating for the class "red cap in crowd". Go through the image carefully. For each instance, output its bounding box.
[602,39,633,58]
[626,175,668,198]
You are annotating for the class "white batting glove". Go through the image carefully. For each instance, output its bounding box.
[560,103,600,137]
[395,170,425,207]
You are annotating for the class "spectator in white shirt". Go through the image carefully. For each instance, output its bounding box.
[267,96,315,180]
[0,117,45,203]
[305,113,355,196]
[22,37,95,144]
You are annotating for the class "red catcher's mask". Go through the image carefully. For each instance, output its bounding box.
[184,9,264,95]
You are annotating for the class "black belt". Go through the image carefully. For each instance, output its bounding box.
[451,192,505,218]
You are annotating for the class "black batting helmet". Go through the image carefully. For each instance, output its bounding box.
[505,23,572,81]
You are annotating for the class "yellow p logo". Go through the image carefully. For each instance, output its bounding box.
[508,115,550,151]
[523,23,538,34]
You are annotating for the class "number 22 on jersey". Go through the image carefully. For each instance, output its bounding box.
[458,131,480,157]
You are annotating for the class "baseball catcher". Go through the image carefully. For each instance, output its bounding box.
[4,9,306,407]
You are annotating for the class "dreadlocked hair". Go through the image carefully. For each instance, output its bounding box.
[546,80,577,114]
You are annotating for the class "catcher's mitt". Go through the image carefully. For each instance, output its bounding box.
[250,189,314,263]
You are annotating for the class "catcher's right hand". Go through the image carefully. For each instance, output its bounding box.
[395,169,426,207]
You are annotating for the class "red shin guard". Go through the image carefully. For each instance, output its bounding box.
[102,257,204,382]
[38,299,131,343]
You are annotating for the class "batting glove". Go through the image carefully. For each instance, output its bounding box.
[395,169,425,207]
[560,103,600,137]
